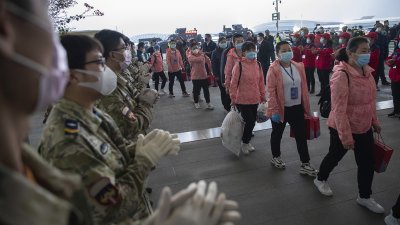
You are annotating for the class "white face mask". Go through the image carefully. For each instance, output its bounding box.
[76,66,117,96]
[113,50,131,71]
[6,2,69,112]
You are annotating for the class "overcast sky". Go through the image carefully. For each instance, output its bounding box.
[66,0,400,36]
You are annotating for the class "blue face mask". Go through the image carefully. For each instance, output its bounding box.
[235,43,243,50]
[356,53,371,67]
[219,43,227,49]
[245,52,257,60]
[280,52,293,63]
[170,44,176,49]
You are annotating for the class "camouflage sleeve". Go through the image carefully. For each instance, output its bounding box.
[46,141,153,224]
[130,101,153,136]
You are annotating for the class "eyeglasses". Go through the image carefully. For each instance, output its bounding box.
[84,57,106,71]
[112,45,129,51]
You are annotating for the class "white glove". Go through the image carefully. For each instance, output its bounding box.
[143,130,181,155]
[138,88,159,105]
[136,130,180,165]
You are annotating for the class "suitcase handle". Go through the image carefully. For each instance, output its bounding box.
[374,133,385,144]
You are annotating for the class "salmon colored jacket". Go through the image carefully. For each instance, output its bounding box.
[149,52,164,73]
[166,48,184,73]
[187,52,212,80]
[327,62,379,146]
[229,58,266,105]
[224,48,242,89]
[266,60,311,122]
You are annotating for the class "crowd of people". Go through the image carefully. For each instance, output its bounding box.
[1,0,400,225]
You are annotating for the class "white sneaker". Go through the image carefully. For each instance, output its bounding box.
[385,210,400,225]
[356,196,385,213]
[158,89,166,96]
[300,163,318,177]
[206,103,214,110]
[248,143,255,152]
[194,103,201,109]
[270,157,286,169]
[241,143,252,155]
[313,178,333,196]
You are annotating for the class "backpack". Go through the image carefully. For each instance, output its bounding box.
[237,61,262,87]
[318,70,349,118]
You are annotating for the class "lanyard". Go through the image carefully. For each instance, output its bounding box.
[280,63,295,85]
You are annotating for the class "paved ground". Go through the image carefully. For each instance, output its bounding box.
[29,74,399,225]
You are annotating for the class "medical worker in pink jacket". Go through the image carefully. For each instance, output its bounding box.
[314,37,385,214]
[266,41,317,176]
[229,41,266,154]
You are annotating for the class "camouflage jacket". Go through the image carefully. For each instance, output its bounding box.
[38,99,153,225]
[126,58,150,94]
[97,70,153,141]
[0,144,90,225]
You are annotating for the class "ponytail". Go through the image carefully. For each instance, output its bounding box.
[335,48,348,63]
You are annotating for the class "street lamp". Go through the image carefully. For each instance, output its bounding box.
[272,0,282,34]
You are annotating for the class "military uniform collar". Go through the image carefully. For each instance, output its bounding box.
[57,98,103,132]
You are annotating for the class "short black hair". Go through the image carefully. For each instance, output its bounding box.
[94,29,125,59]
[241,41,256,52]
[205,33,211,38]
[233,33,244,42]
[276,41,290,52]
[138,42,145,49]
[190,42,199,49]
[218,37,226,43]
[257,33,265,38]
[60,34,104,70]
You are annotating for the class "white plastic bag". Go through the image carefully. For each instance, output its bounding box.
[256,102,269,123]
[221,107,244,156]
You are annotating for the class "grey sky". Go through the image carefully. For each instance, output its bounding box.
[67,0,400,36]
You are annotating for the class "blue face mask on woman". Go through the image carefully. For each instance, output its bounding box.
[356,53,371,67]
[280,52,293,63]
[235,43,243,50]
[219,43,227,49]
[245,52,257,60]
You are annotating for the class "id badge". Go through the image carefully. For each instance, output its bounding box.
[291,86,299,99]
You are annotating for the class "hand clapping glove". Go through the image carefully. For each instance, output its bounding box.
[143,129,181,155]
[271,114,281,123]
[143,181,241,225]
[138,88,159,105]
[136,129,181,165]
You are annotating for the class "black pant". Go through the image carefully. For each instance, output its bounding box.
[193,79,210,103]
[270,104,310,163]
[305,67,315,91]
[393,194,400,218]
[217,78,231,111]
[376,58,389,84]
[168,70,187,94]
[391,81,400,113]
[237,104,258,144]
[153,71,167,91]
[317,69,330,93]
[317,128,374,198]
[260,62,270,85]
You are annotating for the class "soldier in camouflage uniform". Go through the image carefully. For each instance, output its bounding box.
[95,30,155,141]
[38,35,180,224]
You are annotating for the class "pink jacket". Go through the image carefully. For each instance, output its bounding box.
[166,48,184,73]
[149,52,163,73]
[266,60,311,122]
[187,52,212,80]
[327,62,379,146]
[224,48,241,89]
[229,59,266,104]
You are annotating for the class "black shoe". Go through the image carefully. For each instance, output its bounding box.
[382,81,391,86]
[146,187,153,194]
[388,112,400,118]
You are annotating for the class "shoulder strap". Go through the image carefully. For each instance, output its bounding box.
[237,62,242,88]
[338,70,350,86]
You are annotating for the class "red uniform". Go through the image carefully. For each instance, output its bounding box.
[387,49,400,82]
[303,44,317,68]
[369,44,380,77]
[315,45,334,70]
[291,46,303,63]
[314,34,322,47]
